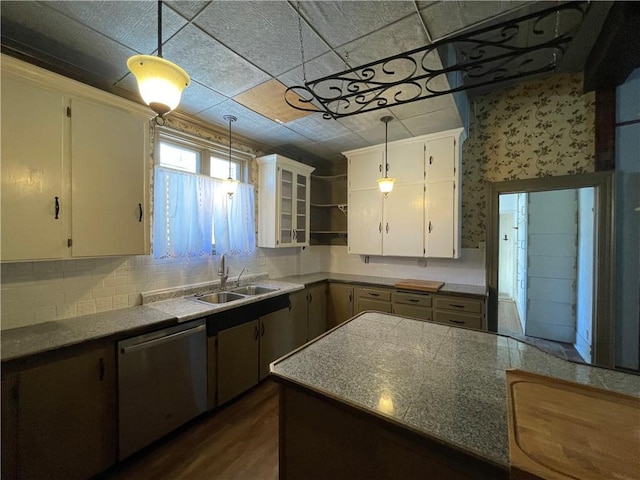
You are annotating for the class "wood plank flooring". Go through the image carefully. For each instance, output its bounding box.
[101,381,279,480]
[498,300,584,363]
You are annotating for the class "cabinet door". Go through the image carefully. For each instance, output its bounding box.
[289,289,309,346]
[1,375,18,480]
[259,308,293,380]
[293,172,309,245]
[393,303,432,321]
[328,283,354,328]
[17,345,117,480]
[308,283,327,340]
[278,167,295,246]
[348,150,384,190]
[425,180,456,258]
[218,320,259,404]
[387,141,424,184]
[354,297,392,315]
[426,136,455,181]
[383,183,424,257]
[71,99,148,256]
[348,188,383,255]
[1,75,67,261]
[207,336,218,410]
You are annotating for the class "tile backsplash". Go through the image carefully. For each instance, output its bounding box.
[0,246,485,330]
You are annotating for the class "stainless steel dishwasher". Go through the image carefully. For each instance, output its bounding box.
[118,319,207,460]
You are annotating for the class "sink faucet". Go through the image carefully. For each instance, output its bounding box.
[218,254,229,290]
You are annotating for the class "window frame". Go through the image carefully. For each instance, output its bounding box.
[155,126,252,182]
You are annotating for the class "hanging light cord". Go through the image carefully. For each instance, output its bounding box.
[228,117,232,178]
[384,120,388,178]
[157,0,163,58]
[296,1,307,84]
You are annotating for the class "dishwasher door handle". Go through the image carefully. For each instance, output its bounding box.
[120,324,206,354]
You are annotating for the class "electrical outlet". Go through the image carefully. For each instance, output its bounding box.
[257,255,266,266]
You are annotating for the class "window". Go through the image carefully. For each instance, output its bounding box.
[156,127,249,182]
[153,127,256,259]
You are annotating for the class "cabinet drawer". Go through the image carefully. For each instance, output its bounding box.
[434,296,483,314]
[356,287,391,301]
[433,310,482,330]
[393,303,432,321]
[392,292,432,307]
[355,298,392,314]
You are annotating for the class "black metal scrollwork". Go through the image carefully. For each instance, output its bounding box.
[284,2,590,119]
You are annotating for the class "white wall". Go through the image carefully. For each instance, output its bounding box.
[575,187,594,363]
[515,193,528,331]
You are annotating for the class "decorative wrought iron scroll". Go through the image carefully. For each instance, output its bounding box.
[285,2,590,119]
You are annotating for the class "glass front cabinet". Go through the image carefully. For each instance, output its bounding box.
[257,154,315,248]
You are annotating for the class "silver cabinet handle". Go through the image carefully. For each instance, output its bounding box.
[120,325,205,354]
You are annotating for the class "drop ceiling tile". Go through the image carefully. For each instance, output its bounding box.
[310,132,372,154]
[457,1,511,27]
[301,1,416,49]
[285,115,352,143]
[44,1,187,54]
[195,1,328,77]
[250,124,314,147]
[166,1,210,21]
[401,108,463,137]
[336,108,394,133]
[339,14,430,69]
[195,99,277,138]
[355,119,413,145]
[278,51,348,88]
[389,95,456,120]
[1,1,135,82]
[177,81,228,116]
[162,24,270,97]
[419,2,465,40]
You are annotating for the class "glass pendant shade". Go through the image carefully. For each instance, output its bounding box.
[127,55,190,116]
[223,177,239,197]
[377,177,396,195]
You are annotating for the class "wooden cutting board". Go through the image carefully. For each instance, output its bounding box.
[506,369,640,480]
[394,279,444,293]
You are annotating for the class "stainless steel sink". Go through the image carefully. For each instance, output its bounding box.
[193,292,246,304]
[231,285,279,296]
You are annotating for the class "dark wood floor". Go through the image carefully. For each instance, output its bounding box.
[102,381,279,480]
[498,299,584,363]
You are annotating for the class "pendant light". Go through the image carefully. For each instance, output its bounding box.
[223,115,239,198]
[377,116,396,197]
[127,0,190,124]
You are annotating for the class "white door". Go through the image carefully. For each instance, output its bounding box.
[348,189,382,255]
[515,193,528,331]
[1,76,68,261]
[498,212,517,299]
[525,189,577,342]
[348,150,383,190]
[426,136,455,181]
[383,183,424,257]
[71,98,148,256]
[425,180,455,258]
[387,141,424,184]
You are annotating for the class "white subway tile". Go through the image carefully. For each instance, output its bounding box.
[95,297,113,312]
[77,300,97,316]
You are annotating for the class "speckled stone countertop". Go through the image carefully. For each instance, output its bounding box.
[2,274,304,363]
[270,312,640,467]
[276,272,487,298]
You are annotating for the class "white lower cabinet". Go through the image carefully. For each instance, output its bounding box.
[0,55,152,261]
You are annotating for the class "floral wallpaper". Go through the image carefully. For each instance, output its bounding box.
[461,73,596,248]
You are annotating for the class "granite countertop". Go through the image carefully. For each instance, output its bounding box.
[276,272,487,298]
[1,275,304,364]
[270,312,640,467]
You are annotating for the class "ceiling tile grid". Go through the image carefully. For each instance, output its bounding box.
[0,0,601,165]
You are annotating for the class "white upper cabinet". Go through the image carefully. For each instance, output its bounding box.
[387,141,425,184]
[71,98,148,257]
[257,154,315,248]
[0,55,153,262]
[344,128,465,259]
[1,75,68,261]
[348,150,383,191]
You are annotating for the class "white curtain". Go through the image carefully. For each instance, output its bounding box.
[213,181,256,256]
[154,166,255,259]
[153,166,213,258]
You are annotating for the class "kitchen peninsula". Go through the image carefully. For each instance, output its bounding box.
[271,312,640,479]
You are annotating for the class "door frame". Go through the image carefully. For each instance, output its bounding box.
[486,172,614,367]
